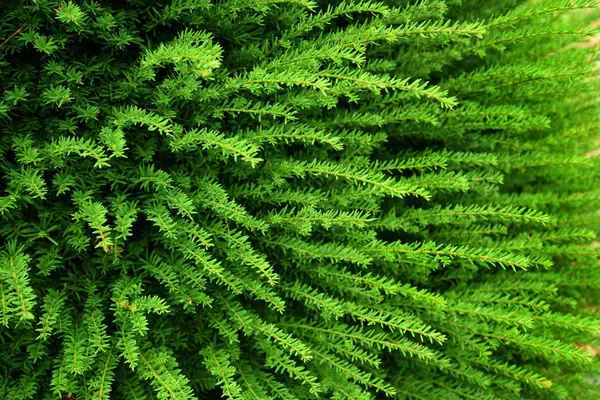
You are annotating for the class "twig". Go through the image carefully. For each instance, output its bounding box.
[0,26,24,48]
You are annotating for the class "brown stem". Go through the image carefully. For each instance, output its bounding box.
[0,26,24,48]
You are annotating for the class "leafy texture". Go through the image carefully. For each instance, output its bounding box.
[0,0,599,399]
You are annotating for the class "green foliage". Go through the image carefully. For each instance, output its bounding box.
[0,0,599,399]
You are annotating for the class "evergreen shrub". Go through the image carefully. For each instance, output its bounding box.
[1,0,600,398]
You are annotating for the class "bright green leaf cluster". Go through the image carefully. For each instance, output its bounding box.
[0,0,599,399]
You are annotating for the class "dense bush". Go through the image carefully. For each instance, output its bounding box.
[1,0,600,398]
